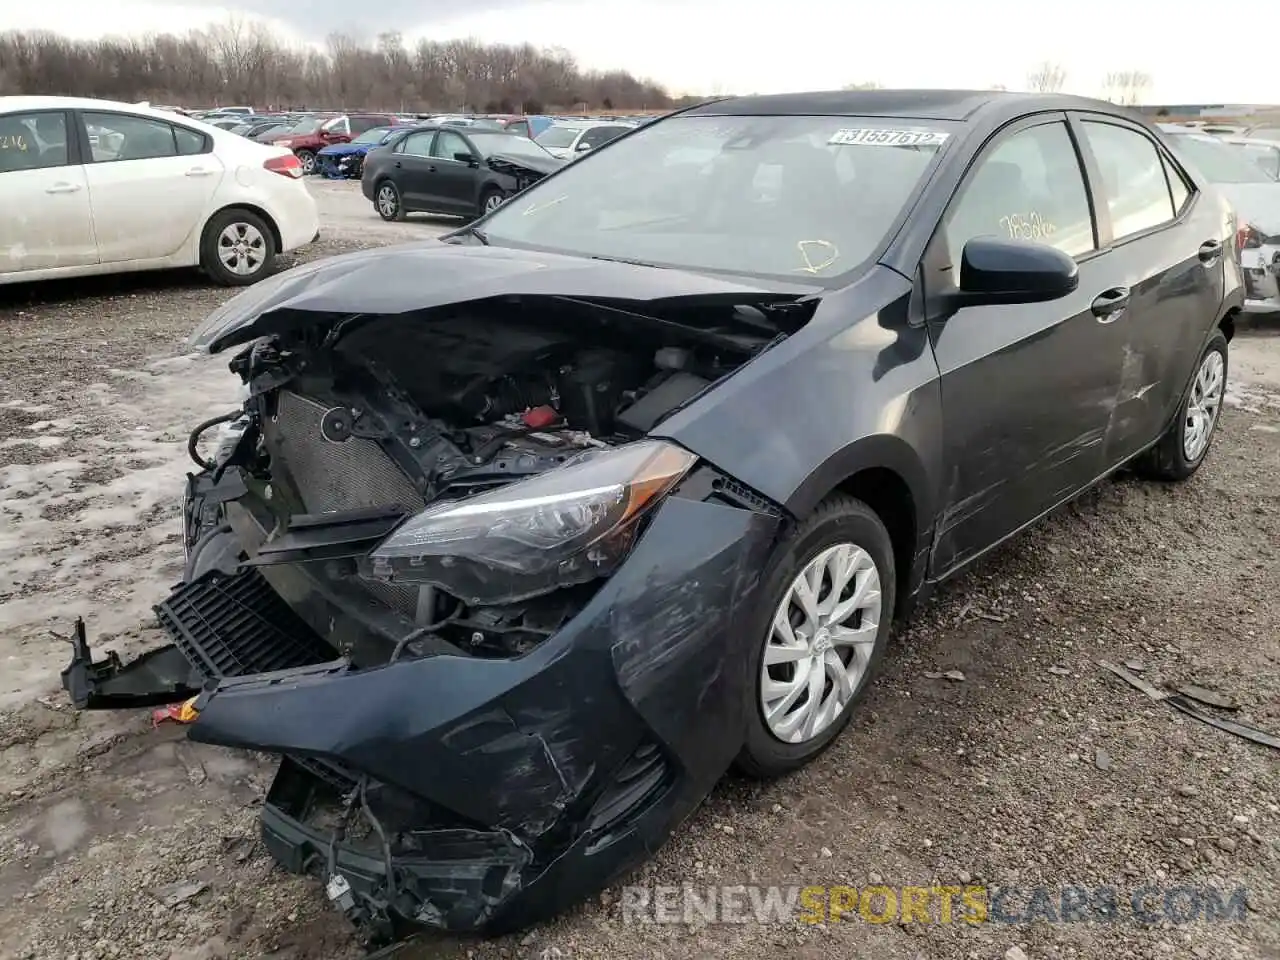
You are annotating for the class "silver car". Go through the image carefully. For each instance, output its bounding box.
[1162,126,1280,313]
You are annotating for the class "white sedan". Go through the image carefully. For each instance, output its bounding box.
[0,96,320,286]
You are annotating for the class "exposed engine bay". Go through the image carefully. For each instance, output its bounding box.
[188,296,783,664]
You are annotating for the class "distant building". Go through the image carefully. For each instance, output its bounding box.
[1134,103,1280,118]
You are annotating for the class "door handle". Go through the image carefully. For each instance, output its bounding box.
[1090,286,1130,322]
[394,161,402,168]
[45,182,82,194]
[427,165,437,173]
[1198,239,1223,264]
[184,167,213,177]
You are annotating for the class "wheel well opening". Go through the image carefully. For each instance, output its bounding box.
[836,468,916,618]
[209,204,282,252]
[1219,309,1237,343]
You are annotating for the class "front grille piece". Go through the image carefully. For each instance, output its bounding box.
[155,568,336,680]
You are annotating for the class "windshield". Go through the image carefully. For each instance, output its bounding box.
[287,118,324,135]
[535,125,583,148]
[1167,135,1274,183]
[471,132,554,161]
[481,114,953,282]
[354,126,392,144]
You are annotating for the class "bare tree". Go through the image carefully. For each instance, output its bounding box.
[1102,70,1152,106]
[843,81,882,91]
[1025,62,1067,93]
[0,19,672,112]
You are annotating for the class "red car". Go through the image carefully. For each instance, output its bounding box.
[263,114,397,174]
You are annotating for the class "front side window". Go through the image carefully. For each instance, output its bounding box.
[1081,121,1176,241]
[480,114,953,281]
[432,130,471,161]
[0,112,69,172]
[945,120,1096,262]
[579,125,628,149]
[353,126,392,145]
[508,121,530,137]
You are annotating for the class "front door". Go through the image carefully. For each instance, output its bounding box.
[0,109,98,274]
[427,129,481,215]
[79,110,223,262]
[924,114,1128,575]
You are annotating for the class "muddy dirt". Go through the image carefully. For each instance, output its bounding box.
[1,183,1277,960]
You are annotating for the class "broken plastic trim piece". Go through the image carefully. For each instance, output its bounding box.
[60,618,204,709]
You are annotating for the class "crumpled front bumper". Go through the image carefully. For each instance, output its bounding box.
[67,480,780,938]
[1240,244,1280,313]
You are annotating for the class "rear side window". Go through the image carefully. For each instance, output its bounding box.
[1080,121,1175,241]
[507,121,530,137]
[0,111,69,172]
[84,112,178,162]
[945,120,1096,261]
[397,131,434,156]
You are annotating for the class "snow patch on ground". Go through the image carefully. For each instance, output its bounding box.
[0,353,240,710]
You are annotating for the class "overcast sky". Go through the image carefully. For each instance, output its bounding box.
[4,0,1259,104]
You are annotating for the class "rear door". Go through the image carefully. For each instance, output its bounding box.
[1070,112,1225,464]
[925,114,1125,575]
[391,130,440,209]
[79,110,223,263]
[0,108,98,274]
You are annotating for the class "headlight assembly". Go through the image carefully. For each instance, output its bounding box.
[363,439,697,605]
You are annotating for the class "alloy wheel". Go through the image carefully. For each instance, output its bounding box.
[760,542,882,744]
[217,222,266,277]
[377,184,398,218]
[484,192,505,213]
[1183,349,1225,461]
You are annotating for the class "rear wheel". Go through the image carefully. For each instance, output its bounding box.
[735,495,895,778]
[375,180,405,221]
[295,149,317,175]
[1135,331,1228,481]
[200,209,276,286]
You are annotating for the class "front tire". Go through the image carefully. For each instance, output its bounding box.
[1135,331,1228,481]
[478,186,505,218]
[735,495,895,779]
[199,209,276,287]
[375,180,405,221]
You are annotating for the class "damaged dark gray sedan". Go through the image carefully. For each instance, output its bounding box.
[63,89,1243,947]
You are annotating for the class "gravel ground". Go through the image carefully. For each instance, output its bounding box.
[1,181,1277,960]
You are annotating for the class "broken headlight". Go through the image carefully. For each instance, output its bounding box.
[364,439,697,605]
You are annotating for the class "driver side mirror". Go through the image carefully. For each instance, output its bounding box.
[454,151,479,166]
[947,236,1079,308]
[575,140,593,152]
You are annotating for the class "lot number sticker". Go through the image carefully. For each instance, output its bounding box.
[829,128,949,147]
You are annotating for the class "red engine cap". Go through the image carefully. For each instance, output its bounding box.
[521,405,558,428]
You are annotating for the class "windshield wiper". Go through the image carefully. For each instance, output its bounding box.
[465,225,490,245]
[590,254,664,268]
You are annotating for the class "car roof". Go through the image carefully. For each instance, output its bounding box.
[687,89,1129,122]
[0,95,207,123]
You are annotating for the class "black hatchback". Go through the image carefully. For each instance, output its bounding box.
[67,90,1243,947]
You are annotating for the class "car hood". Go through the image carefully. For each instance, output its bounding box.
[318,142,367,157]
[1214,182,1280,236]
[486,151,565,177]
[189,242,822,353]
